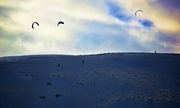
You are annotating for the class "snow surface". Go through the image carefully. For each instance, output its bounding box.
[0,53,180,108]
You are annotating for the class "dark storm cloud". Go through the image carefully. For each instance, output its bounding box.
[157,32,180,45]
[0,26,34,43]
[0,27,32,56]
[0,27,18,40]
[153,32,180,52]
[159,0,180,10]
[0,6,14,18]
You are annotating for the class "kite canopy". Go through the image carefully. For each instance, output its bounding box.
[135,10,143,16]
[57,21,64,26]
[32,22,39,29]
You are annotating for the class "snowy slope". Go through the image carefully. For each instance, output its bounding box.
[0,53,180,108]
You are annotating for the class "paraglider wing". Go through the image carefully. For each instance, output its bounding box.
[32,22,39,29]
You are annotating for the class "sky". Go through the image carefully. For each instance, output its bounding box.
[0,0,180,56]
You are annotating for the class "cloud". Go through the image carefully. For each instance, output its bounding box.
[113,0,180,34]
[0,27,29,56]
[0,0,179,56]
[0,0,114,56]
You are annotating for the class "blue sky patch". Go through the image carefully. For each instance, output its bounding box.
[139,19,154,28]
[107,2,132,22]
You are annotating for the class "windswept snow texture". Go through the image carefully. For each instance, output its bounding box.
[0,53,180,108]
